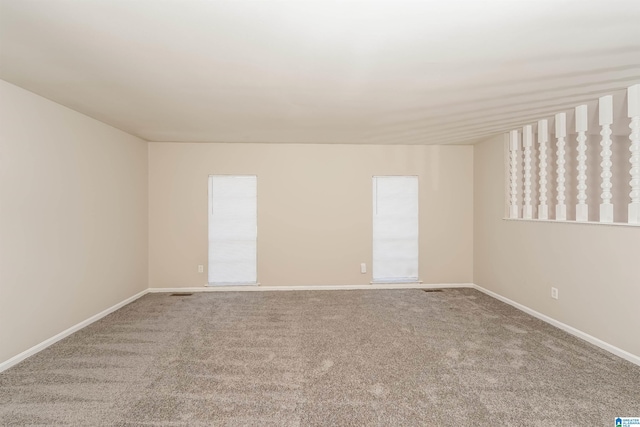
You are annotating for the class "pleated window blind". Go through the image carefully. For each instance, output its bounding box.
[372,176,419,283]
[208,175,257,285]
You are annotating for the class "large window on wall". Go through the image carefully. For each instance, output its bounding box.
[372,176,419,283]
[208,175,257,285]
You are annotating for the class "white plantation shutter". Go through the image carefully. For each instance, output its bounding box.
[208,175,257,285]
[372,176,419,283]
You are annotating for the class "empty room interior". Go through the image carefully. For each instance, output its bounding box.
[1,0,639,425]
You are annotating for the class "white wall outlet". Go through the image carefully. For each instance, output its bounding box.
[360,263,367,274]
[551,287,558,300]
[198,265,204,273]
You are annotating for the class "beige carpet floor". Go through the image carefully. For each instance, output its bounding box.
[0,288,638,426]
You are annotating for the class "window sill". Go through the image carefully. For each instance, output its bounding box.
[503,218,640,228]
[370,280,423,285]
[206,282,260,287]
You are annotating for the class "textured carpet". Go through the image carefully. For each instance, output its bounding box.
[1,288,638,426]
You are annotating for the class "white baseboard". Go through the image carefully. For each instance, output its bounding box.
[148,283,472,293]
[472,284,640,367]
[0,289,148,373]
[4,283,638,371]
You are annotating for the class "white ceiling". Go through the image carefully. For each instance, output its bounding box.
[1,0,639,144]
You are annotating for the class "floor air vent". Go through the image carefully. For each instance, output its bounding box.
[170,293,193,296]
[422,289,443,293]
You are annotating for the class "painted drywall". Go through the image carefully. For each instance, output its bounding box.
[0,80,148,364]
[149,143,473,288]
[474,133,640,358]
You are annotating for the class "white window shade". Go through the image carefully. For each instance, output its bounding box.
[372,176,419,283]
[208,175,257,285]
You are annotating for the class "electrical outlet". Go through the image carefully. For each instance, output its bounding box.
[360,263,367,274]
[198,265,204,273]
[551,287,558,300]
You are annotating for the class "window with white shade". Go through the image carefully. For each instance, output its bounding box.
[372,176,419,283]
[208,175,257,285]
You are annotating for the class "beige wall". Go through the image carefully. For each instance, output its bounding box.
[149,143,473,287]
[0,80,148,364]
[474,133,640,358]
[2,79,636,366]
